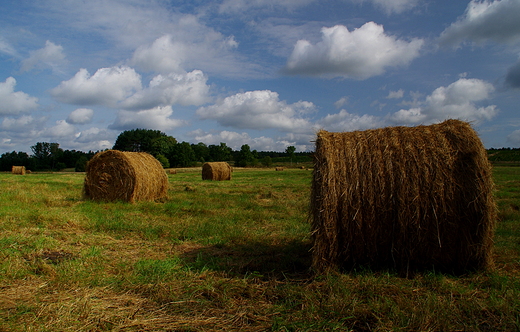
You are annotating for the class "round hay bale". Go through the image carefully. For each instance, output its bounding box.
[84,150,168,203]
[11,166,26,175]
[202,162,232,181]
[275,167,284,171]
[310,119,496,275]
[168,169,177,174]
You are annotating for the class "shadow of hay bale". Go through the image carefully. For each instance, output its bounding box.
[177,241,312,280]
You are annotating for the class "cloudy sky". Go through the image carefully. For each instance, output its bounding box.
[1,0,520,153]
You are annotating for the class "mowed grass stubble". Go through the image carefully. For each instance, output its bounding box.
[0,167,519,331]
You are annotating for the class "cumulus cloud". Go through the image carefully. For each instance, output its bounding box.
[131,28,240,76]
[66,108,94,125]
[505,60,520,89]
[120,70,211,110]
[20,40,66,73]
[0,77,39,115]
[387,89,405,99]
[51,66,141,107]
[439,0,520,47]
[283,23,424,79]
[42,120,77,138]
[317,109,383,132]
[196,90,315,132]
[109,106,186,131]
[390,78,498,125]
[191,129,304,152]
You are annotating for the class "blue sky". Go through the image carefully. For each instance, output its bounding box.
[1,0,520,153]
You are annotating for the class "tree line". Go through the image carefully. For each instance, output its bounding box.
[0,129,311,172]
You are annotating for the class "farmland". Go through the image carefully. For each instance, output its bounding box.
[0,166,519,331]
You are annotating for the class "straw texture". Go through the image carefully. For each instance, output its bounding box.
[11,166,26,175]
[310,119,496,274]
[202,162,232,181]
[84,150,168,203]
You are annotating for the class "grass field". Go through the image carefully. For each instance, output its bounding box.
[0,166,519,331]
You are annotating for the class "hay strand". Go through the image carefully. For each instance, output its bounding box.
[202,162,232,181]
[310,119,496,275]
[84,150,168,203]
[11,166,26,175]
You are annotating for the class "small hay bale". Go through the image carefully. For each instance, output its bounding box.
[275,167,284,171]
[84,150,168,203]
[11,166,26,175]
[168,169,177,174]
[202,162,232,181]
[311,119,496,275]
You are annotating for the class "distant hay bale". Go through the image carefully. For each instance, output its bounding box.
[11,166,26,175]
[275,167,284,171]
[168,169,177,174]
[84,150,168,203]
[202,162,232,181]
[310,119,496,275]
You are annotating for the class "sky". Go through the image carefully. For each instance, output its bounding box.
[1,0,520,154]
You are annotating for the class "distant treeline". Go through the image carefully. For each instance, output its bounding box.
[487,148,520,162]
[0,129,312,172]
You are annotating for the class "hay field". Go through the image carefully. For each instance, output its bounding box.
[0,167,519,331]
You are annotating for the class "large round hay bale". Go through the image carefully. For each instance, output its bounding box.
[84,150,168,203]
[202,162,232,181]
[11,166,26,175]
[311,119,496,275]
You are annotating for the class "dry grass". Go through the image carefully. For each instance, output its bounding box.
[202,162,232,181]
[311,119,497,275]
[83,150,168,203]
[11,166,26,175]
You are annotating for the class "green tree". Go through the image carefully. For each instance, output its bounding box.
[113,129,177,156]
[286,145,296,166]
[31,142,63,170]
[0,151,34,171]
[236,144,257,167]
[191,142,210,163]
[209,143,232,161]
[261,156,273,168]
[169,142,196,167]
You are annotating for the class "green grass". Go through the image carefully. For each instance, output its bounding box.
[0,167,519,331]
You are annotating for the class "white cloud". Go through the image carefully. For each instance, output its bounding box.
[120,70,211,110]
[43,120,77,138]
[130,28,241,76]
[191,129,302,151]
[317,109,383,132]
[0,36,17,57]
[67,108,94,124]
[390,78,498,125]
[387,89,404,99]
[334,97,348,109]
[0,77,39,115]
[20,40,66,73]
[507,129,520,145]
[196,90,315,132]
[284,23,424,79]
[50,66,142,107]
[109,106,187,131]
[439,0,520,47]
